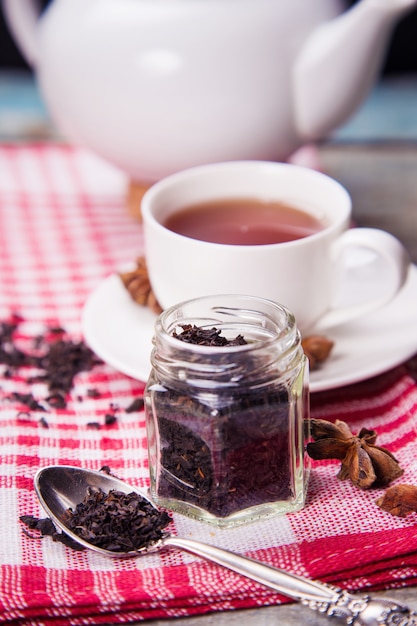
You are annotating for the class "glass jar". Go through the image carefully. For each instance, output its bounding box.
[144,294,309,527]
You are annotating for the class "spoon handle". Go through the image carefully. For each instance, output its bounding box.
[163,536,417,624]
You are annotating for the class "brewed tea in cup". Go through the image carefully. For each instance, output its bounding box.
[142,161,409,332]
[163,197,325,245]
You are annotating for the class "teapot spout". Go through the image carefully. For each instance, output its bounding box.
[293,0,417,141]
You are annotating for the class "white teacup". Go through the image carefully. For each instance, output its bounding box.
[141,161,410,333]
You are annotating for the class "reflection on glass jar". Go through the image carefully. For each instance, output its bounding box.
[145,294,310,527]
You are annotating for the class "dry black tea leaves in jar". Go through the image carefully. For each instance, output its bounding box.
[145,295,309,528]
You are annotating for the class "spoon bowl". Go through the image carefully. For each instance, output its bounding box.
[34,465,417,625]
[34,465,163,557]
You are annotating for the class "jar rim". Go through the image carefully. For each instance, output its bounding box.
[156,293,298,354]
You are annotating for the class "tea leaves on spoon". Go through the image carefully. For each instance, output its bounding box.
[64,487,172,552]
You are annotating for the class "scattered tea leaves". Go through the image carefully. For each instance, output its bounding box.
[0,315,101,409]
[87,388,100,398]
[20,515,85,550]
[20,514,56,535]
[31,338,101,397]
[1,314,145,430]
[125,397,144,413]
[10,392,47,412]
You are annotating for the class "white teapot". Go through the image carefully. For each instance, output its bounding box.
[3,0,416,183]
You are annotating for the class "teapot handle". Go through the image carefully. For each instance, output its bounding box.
[2,0,43,66]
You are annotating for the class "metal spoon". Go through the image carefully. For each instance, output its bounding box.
[34,465,417,625]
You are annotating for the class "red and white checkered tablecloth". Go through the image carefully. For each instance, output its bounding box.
[1,144,417,625]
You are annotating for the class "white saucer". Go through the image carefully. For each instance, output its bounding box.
[82,265,417,393]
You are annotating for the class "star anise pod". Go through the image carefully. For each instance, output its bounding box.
[119,257,162,314]
[376,484,417,517]
[306,418,404,489]
[301,335,334,370]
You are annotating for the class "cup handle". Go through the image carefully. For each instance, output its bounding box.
[314,228,410,331]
